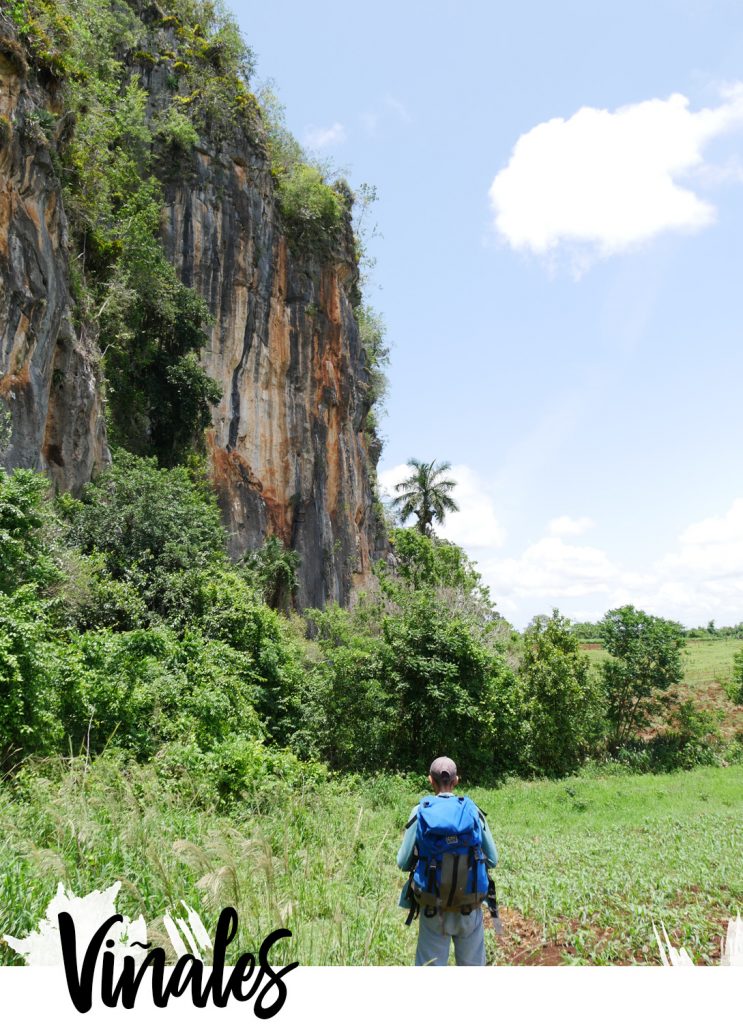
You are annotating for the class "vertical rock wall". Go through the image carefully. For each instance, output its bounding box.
[0,19,381,607]
[160,136,380,606]
[0,32,109,493]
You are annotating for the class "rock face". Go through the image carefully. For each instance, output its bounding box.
[0,20,382,607]
[0,28,109,493]
[159,138,380,607]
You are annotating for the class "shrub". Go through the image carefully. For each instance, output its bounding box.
[520,611,606,776]
[0,469,58,596]
[726,649,743,705]
[0,587,60,766]
[599,605,686,748]
[57,626,262,759]
[63,452,227,617]
[240,535,299,612]
[154,104,199,151]
[276,164,346,255]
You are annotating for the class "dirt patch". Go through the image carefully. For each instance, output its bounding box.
[485,906,575,966]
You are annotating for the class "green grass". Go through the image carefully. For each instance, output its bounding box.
[1,758,740,966]
[582,638,743,738]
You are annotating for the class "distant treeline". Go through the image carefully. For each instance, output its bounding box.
[570,620,743,641]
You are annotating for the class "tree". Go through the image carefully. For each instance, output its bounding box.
[0,469,59,596]
[240,535,299,612]
[726,649,743,705]
[520,611,605,776]
[61,452,227,618]
[390,459,459,536]
[599,605,686,748]
[384,527,482,594]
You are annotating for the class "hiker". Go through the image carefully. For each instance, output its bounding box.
[397,756,498,967]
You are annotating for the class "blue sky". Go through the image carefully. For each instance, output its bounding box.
[234,0,743,627]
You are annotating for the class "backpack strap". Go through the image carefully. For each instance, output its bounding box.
[404,869,420,926]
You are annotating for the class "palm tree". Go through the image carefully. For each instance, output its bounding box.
[390,458,459,536]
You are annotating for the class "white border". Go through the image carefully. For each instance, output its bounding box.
[0,965,738,1024]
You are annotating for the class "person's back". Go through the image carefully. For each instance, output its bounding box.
[397,756,498,966]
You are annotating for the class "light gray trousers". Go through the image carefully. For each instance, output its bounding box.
[414,907,486,966]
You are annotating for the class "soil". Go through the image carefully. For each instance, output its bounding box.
[485,906,575,965]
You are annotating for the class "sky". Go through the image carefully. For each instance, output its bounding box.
[233,0,743,628]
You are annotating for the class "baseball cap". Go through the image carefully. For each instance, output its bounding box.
[429,755,457,783]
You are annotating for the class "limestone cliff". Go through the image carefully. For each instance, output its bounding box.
[0,27,109,493]
[160,129,380,607]
[0,10,383,608]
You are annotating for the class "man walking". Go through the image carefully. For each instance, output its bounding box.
[397,756,498,966]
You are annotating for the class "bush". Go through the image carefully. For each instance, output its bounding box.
[0,587,60,766]
[726,649,743,705]
[57,626,262,759]
[277,164,346,255]
[154,104,199,151]
[599,605,686,748]
[520,611,606,776]
[0,469,58,596]
[240,536,299,612]
[63,452,227,617]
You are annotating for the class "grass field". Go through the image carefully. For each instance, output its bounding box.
[1,758,740,966]
[582,638,743,738]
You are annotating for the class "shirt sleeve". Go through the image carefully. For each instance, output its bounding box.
[480,814,498,868]
[396,806,419,871]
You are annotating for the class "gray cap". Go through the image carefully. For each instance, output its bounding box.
[429,755,457,783]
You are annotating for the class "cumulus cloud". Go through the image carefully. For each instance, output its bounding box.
[483,498,743,626]
[483,537,620,601]
[489,87,743,263]
[378,463,505,548]
[548,515,595,537]
[303,121,346,149]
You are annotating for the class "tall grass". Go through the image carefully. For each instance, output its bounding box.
[1,757,741,965]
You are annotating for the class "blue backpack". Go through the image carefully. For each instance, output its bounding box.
[410,795,490,916]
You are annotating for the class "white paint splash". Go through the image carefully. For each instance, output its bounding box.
[3,881,147,967]
[2,881,211,967]
[655,916,743,966]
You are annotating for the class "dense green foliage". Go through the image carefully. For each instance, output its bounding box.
[256,84,349,257]
[728,648,743,704]
[599,605,686,748]
[519,612,605,776]
[2,457,737,784]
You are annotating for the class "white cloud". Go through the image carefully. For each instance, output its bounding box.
[302,121,346,149]
[378,463,505,548]
[548,515,595,537]
[489,87,743,264]
[659,499,743,581]
[483,498,743,627]
[483,536,620,601]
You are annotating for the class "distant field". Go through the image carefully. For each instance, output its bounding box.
[582,638,743,738]
[1,759,741,966]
